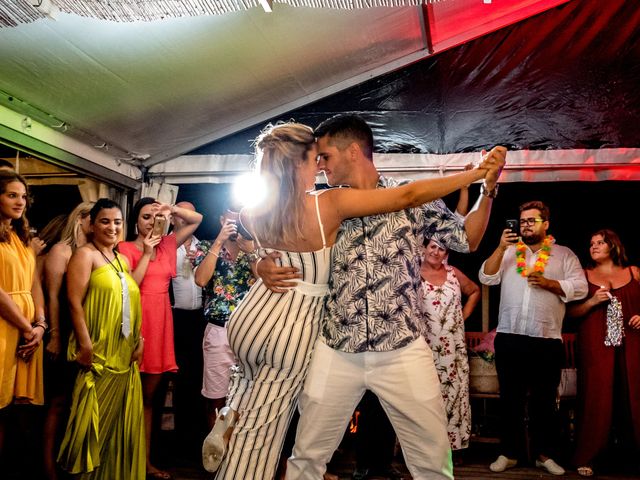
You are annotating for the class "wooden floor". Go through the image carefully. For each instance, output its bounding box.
[164,440,640,480]
[2,421,638,479]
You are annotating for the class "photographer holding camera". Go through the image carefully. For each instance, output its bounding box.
[193,208,255,433]
[479,200,587,476]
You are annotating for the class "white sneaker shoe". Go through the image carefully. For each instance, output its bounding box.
[489,455,518,472]
[536,458,565,476]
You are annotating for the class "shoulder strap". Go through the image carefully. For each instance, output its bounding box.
[311,190,327,248]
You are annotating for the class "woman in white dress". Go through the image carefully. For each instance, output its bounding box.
[420,238,480,457]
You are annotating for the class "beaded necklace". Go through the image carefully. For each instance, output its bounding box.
[94,243,124,274]
[92,242,131,338]
[515,235,554,277]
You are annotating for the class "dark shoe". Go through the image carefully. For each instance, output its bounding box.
[353,465,404,480]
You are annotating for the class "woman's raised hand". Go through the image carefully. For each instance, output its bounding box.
[143,230,162,255]
[479,146,507,184]
[155,202,173,218]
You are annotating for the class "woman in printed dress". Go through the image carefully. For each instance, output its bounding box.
[420,238,480,461]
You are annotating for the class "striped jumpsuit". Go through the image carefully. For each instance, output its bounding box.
[215,193,331,480]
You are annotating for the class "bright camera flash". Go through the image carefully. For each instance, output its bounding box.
[232,174,267,209]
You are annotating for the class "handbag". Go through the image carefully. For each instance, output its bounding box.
[202,406,239,472]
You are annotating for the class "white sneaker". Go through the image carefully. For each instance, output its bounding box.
[535,458,566,476]
[489,455,518,472]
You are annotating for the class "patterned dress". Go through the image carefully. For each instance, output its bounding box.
[421,265,471,450]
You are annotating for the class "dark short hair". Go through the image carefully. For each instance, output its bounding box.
[519,200,550,221]
[314,114,374,160]
[90,198,121,224]
[126,197,156,240]
[589,229,628,267]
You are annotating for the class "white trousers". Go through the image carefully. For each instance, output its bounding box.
[286,337,453,480]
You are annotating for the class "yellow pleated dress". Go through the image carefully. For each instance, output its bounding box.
[57,254,145,479]
[0,230,42,409]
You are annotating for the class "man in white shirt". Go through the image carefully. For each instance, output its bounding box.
[479,200,588,476]
[170,201,206,456]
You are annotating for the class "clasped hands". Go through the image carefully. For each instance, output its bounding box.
[477,146,507,188]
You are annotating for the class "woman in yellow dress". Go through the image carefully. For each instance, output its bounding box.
[0,170,46,453]
[57,198,145,479]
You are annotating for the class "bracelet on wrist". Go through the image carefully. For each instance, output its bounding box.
[480,181,499,199]
[34,319,48,331]
[246,252,261,264]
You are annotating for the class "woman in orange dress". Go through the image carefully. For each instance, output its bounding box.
[0,170,46,458]
[118,198,202,479]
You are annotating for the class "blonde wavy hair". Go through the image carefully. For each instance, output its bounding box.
[59,201,95,251]
[251,122,315,246]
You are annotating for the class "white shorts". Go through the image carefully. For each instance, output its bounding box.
[201,323,236,400]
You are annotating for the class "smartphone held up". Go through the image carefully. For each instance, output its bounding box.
[152,214,166,237]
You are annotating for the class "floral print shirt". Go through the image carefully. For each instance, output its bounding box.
[193,240,255,324]
[323,175,469,353]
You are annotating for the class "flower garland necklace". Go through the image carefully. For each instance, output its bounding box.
[516,235,554,277]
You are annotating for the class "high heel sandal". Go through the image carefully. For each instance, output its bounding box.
[202,406,239,472]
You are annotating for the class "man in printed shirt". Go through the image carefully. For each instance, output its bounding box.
[479,201,587,476]
[258,114,506,480]
[193,208,255,431]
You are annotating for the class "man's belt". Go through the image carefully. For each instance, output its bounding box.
[207,317,227,328]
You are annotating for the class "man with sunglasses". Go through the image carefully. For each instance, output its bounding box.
[479,200,588,476]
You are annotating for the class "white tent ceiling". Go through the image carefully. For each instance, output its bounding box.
[0,0,569,186]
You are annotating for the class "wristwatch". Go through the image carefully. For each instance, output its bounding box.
[480,182,499,199]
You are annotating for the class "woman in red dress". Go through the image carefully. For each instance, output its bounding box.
[568,229,640,477]
[118,198,202,479]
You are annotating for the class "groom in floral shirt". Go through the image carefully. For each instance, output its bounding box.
[258,114,506,480]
